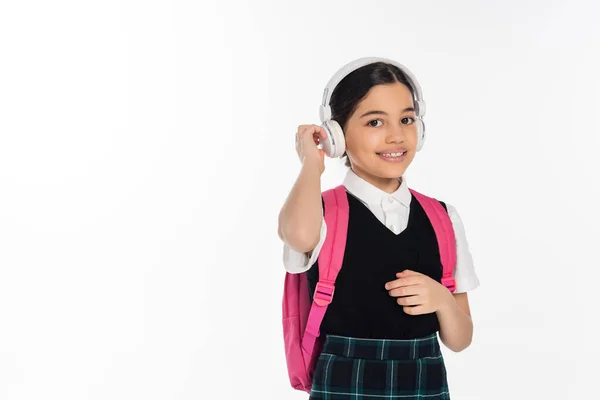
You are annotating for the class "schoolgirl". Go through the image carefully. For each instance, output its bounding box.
[278,57,480,399]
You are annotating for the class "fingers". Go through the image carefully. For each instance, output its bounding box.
[388,285,421,298]
[297,124,324,135]
[297,124,320,137]
[384,271,434,315]
[315,125,327,140]
[396,269,421,278]
[396,295,422,306]
[295,124,327,173]
[385,276,421,291]
[297,124,326,144]
[403,305,429,315]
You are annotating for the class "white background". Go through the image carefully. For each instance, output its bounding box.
[1,0,599,399]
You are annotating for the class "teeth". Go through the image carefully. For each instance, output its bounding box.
[381,152,406,157]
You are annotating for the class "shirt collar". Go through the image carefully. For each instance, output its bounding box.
[342,168,411,209]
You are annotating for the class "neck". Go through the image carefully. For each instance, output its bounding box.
[350,166,401,194]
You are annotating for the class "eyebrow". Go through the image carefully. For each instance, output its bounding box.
[359,108,415,118]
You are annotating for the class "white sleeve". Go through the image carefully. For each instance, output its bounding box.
[446,204,480,293]
[282,217,327,274]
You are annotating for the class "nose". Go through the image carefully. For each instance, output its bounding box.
[386,124,407,143]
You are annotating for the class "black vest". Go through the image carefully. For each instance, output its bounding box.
[307,190,448,339]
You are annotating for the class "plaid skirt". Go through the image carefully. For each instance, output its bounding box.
[309,333,450,400]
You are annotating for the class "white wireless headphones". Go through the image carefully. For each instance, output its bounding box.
[318,56,427,158]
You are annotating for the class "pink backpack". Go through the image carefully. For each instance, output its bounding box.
[282,184,457,393]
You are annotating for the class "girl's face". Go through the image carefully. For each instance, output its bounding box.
[343,82,419,186]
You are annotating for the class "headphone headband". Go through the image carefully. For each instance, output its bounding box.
[319,57,425,122]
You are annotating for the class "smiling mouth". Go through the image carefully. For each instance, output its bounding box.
[377,151,406,157]
[377,151,407,158]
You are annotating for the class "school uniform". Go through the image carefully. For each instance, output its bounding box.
[283,169,480,399]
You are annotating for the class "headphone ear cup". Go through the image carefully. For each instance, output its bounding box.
[321,120,346,158]
[415,118,426,151]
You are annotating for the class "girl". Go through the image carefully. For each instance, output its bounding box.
[278,57,480,399]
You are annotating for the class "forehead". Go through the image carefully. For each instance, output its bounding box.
[356,82,414,110]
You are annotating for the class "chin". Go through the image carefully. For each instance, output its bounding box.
[375,155,413,173]
[364,163,407,180]
[351,152,415,178]
[379,168,407,179]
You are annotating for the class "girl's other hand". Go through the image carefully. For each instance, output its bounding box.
[385,270,454,315]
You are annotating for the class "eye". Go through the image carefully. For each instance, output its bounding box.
[401,117,415,125]
[367,119,383,127]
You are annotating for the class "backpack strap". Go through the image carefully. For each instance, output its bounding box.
[409,189,457,292]
[302,185,349,355]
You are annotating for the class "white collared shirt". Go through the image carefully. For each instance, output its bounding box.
[282,169,480,293]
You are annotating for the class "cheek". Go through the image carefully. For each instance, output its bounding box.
[346,129,379,154]
[409,126,421,144]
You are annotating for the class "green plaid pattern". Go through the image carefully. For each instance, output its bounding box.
[309,334,450,399]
